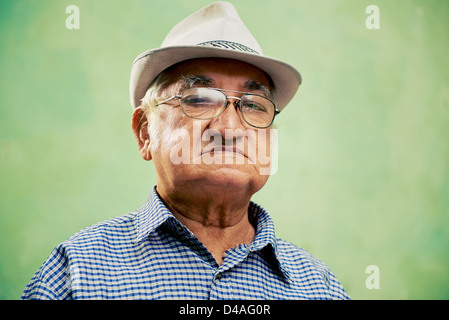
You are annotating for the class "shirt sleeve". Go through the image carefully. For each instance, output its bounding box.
[21,245,73,300]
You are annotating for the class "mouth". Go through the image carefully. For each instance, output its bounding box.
[202,146,245,157]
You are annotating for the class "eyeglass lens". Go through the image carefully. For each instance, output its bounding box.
[180,88,275,128]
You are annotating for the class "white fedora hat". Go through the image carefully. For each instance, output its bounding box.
[130,1,302,111]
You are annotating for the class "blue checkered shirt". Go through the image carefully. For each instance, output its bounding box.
[22,187,350,300]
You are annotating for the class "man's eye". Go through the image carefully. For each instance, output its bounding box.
[243,102,267,113]
[183,95,214,106]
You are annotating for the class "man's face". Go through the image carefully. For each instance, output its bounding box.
[141,58,276,196]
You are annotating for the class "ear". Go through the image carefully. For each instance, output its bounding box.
[131,106,152,161]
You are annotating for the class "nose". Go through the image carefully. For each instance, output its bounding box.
[209,98,246,134]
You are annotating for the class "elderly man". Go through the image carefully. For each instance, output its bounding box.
[22,2,350,300]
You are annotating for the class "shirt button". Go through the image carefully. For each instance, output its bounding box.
[215,273,223,280]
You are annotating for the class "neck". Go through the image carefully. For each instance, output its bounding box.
[157,184,256,265]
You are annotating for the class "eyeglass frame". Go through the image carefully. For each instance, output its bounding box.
[154,87,280,129]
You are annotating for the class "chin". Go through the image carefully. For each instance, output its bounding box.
[197,164,268,191]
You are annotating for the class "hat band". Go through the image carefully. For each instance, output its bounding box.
[197,40,260,54]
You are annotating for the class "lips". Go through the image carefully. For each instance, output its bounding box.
[202,145,245,157]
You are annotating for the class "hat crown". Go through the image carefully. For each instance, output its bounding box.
[161,1,263,54]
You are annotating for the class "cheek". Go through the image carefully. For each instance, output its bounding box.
[148,110,197,163]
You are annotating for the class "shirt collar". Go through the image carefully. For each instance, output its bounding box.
[134,187,175,243]
[135,186,292,282]
[248,201,293,282]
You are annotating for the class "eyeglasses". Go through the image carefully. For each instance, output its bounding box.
[155,87,280,129]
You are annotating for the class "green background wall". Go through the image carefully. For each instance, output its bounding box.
[1,0,448,299]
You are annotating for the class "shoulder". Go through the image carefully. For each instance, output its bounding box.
[45,211,138,263]
[276,238,330,270]
[52,212,140,264]
[21,213,138,300]
[63,212,137,245]
[276,238,350,299]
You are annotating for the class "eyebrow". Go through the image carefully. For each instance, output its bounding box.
[178,75,214,91]
[243,80,272,99]
[178,74,273,99]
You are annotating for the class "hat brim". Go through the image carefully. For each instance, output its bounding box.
[130,45,302,111]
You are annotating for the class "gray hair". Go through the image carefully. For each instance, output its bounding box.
[139,70,173,112]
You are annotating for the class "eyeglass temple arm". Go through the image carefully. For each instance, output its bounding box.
[154,95,182,107]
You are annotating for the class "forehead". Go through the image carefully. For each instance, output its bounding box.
[166,58,272,89]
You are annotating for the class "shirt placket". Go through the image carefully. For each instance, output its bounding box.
[209,244,251,300]
[163,218,259,300]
